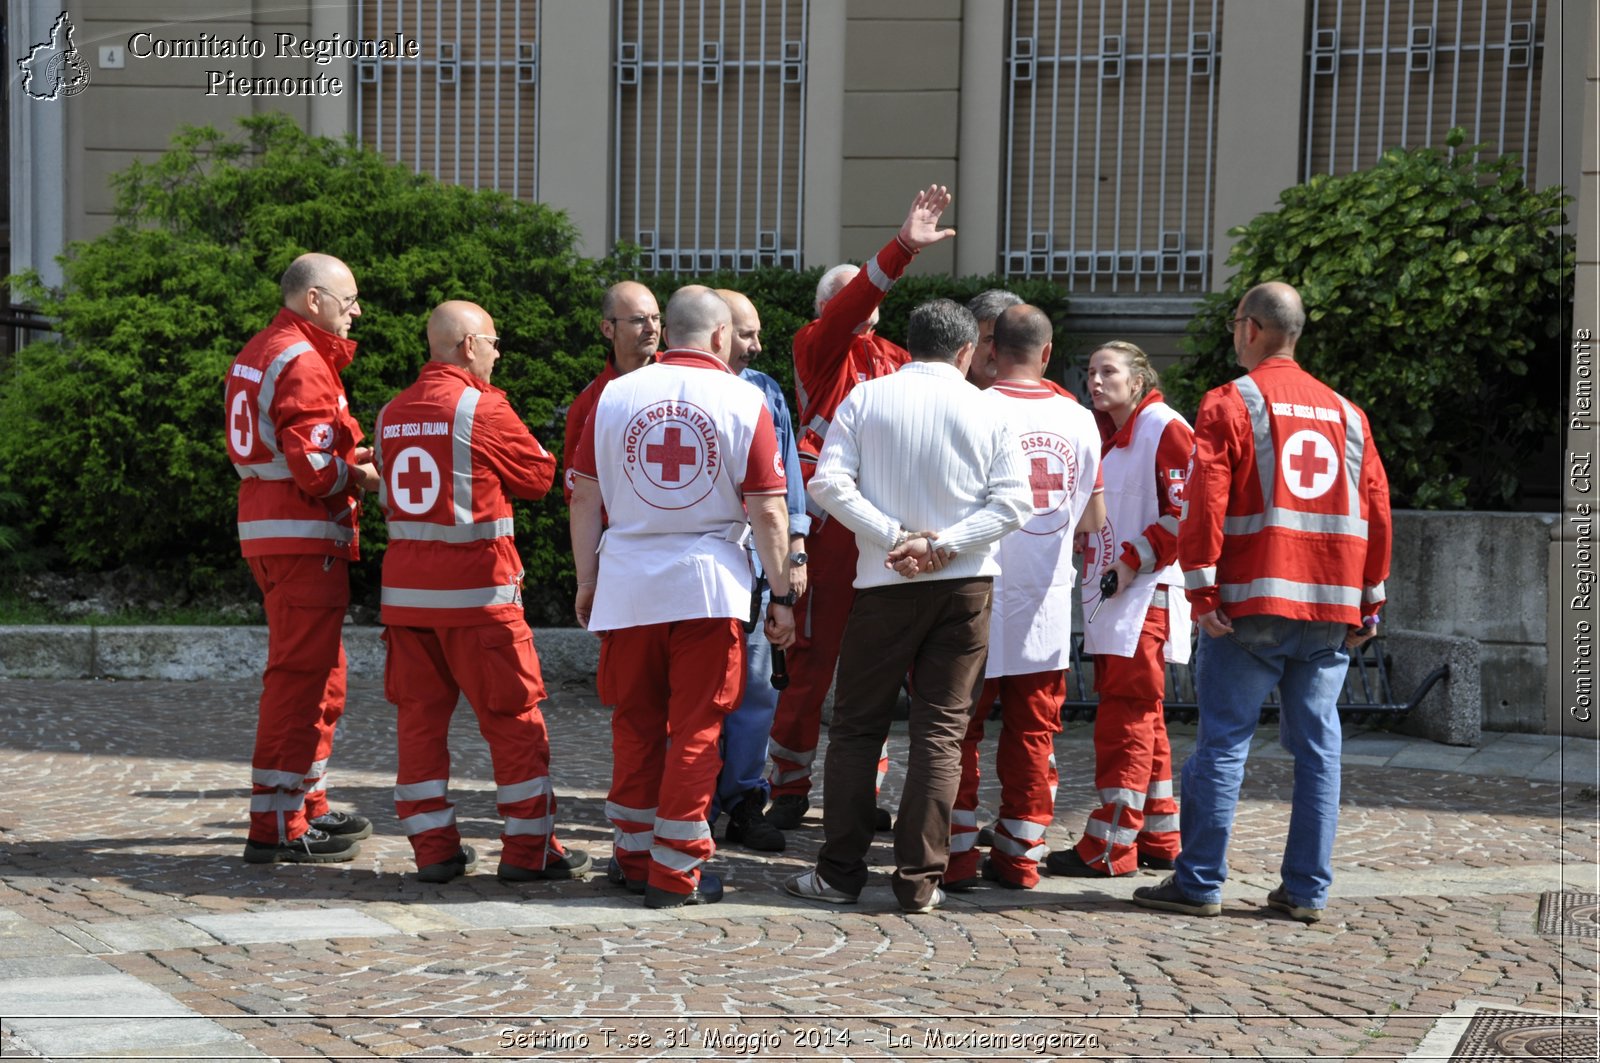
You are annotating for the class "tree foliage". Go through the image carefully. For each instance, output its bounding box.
[1167,131,1572,510]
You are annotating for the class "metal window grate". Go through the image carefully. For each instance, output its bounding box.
[1002,1,1221,294]
[1303,0,1545,182]
[614,0,806,274]
[356,1,540,201]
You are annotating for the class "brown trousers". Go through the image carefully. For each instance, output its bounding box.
[816,577,994,910]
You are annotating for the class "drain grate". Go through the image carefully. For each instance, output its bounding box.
[1536,892,1600,938]
[1449,1008,1598,1061]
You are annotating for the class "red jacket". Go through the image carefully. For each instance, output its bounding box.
[377,362,556,627]
[1179,358,1391,625]
[561,360,622,503]
[226,308,365,560]
[792,235,916,473]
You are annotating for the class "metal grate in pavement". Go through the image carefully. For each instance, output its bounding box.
[1536,891,1600,938]
[1448,1008,1598,1061]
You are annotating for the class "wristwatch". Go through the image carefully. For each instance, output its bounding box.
[788,551,809,566]
[770,589,799,606]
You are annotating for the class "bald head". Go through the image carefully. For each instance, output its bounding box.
[600,280,661,372]
[426,300,501,383]
[664,285,733,360]
[716,289,762,373]
[281,253,361,338]
[991,304,1053,381]
[1239,282,1306,342]
[280,253,349,303]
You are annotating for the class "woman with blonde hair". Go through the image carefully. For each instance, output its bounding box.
[1047,340,1194,878]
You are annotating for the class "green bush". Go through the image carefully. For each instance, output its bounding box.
[1168,130,1573,510]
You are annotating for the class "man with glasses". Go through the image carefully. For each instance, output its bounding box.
[561,280,662,501]
[225,252,379,864]
[1132,281,1392,923]
[376,301,591,886]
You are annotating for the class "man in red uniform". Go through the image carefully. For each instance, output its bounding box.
[226,253,378,864]
[377,301,590,885]
[1133,282,1391,923]
[569,286,796,908]
[766,185,957,830]
[561,281,660,502]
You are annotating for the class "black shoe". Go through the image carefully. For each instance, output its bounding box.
[981,857,1029,890]
[726,798,786,852]
[1265,885,1324,924]
[308,810,373,841]
[1131,874,1221,917]
[1138,853,1176,871]
[875,806,893,832]
[976,822,997,847]
[644,871,724,908]
[417,845,478,884]
[498,848,593,883]
[605,856,647,894]
[766,794,809,830]
[243,828,360,864]
[1044,847,1126,878]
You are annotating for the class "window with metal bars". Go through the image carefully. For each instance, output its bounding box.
[1304,0,1545,182]
[614,0,806,273]
[1002,0,1221,294]
[355,1,540,201]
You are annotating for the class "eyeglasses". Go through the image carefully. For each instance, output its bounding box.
[313,286,360,313]
[461,334,501,351]
[1226,315,1262,332]
[607,314,661,328]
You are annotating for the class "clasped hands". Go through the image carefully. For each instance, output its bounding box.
[886,530,952,580]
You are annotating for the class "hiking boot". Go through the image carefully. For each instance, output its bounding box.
[243,828,360,865]
[1044,847,1127,878]
[1137,852,1176,871]
[981,857,1029,890]
[766,794,809,830]
[498,848,593,883]
[417,845,478,884]
[605,856,647,894]
[1266,885,1324,924]
[725,796,785,852]
[1131,874,1221,917]
[308,810,373,841]
[784,868,858,905]
[645,871,724,908]
[976,821,997,847]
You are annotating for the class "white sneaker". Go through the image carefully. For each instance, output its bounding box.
[903,886,946,914]
[784,869,857,905]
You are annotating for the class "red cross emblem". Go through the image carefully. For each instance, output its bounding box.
[389,447,441,514]
[645,427,697,483]
[1280,429,1339,500]
[623,402,720,510]
[1029,456,1064,509]
[229,391,253,456]
[1018,431,1077,535]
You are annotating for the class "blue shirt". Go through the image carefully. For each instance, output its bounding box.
[741,369,810,571]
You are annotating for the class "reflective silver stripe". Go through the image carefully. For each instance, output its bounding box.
[1084,818,1138,847]
[864,253,893,292]
[252,768,305,789]
[305,777,327,795]
[613,829,654,852]
[1235,376,1277,513]
[1219,578,1361,608]
[1337,394,1364,521]
[234,458,293,481]
[999,818,1048,842]
[950,809,978,829]
[256,341,314,459]
[452,388,481,525]
[992,834,1047,860]
[307,757,329,777]
[805,413,831,443]
[1363,582,1386,604]
[1133,536,1157,572]
[1098,787,1146,811]
[605,801,657,823]
[1142,814,1180,833]
[1150,589,1169,609]
[1184,566,1217,590]
[1148,779,1174,800]
[766,739,815,767]
[238,518,347,541]
[380,584,519,609]
[505,814,555,837]
[386,518,515,543]
[320,456,349,499]
[949,833,979,854]
[1224,376,1368,538]
[250,792,304,812]
[395,779,449,802]
[306,451,332,471]
[399,808,456,835]
[498,777,552,805]
[650,845,703,872]
[1224,509,1369,537]
[1156,515,1179,535]
[653,816,711,842]
[770,766,812,785]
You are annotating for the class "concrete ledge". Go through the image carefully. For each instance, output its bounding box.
[0,626,601,687]
[1385,628,1483,748]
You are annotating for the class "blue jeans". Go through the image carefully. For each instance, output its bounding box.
[712,586,778,820]
[1175,615,1349,909]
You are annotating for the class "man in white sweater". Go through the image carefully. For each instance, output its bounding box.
[784,299,1031,914]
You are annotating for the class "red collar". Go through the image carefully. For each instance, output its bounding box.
[272,307,356,372]
[991,378,1056,400]
[1097,389,1166,450]
[656,348,733,373]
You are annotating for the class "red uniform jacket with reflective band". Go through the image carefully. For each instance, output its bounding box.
[226,308,364,560]
[376,362,556,627]
[792,235,915,477]
[560,360,622,503]
[1179,358,1391,626]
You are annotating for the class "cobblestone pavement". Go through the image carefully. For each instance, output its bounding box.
[0,676,1596,1061]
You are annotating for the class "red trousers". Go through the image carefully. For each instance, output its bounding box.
[949,670,1065,887]
[247,555,347,844]
[601,618,744,896]
[386,620,569,872]
[767,516,856,798]
[1074,606,1180,875]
